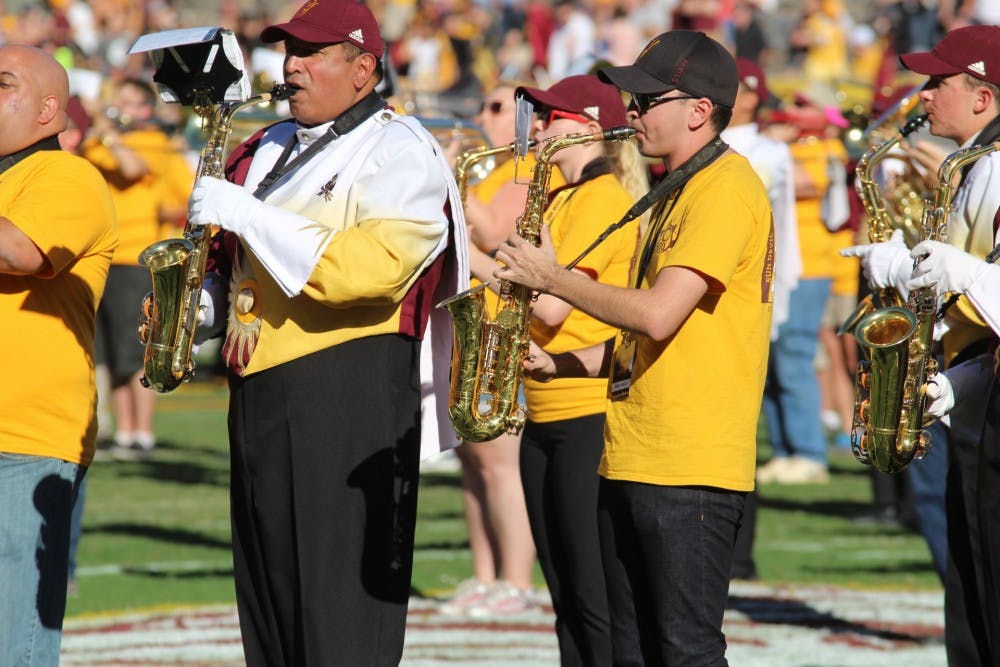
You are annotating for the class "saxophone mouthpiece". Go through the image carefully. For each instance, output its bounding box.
[268,83,300,102]
[901,113,929,137]
[604,126,637,142]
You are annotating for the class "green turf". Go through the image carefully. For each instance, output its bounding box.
[65,380,941,618]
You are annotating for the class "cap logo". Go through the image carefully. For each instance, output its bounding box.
[296,0,320,17]
[968,60,986,77]
[348,28,365,44]
[638,37,660,60]
[584,106,600,119]
[744,75,759,90]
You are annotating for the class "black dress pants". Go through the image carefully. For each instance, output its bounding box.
[228,335,422,667]
[520,413,612,667]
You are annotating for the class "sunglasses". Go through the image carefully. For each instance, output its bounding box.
[628,93,699,115]
[479,100,506,115]
[545,108,591,126]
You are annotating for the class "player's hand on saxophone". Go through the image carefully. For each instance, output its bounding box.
[494,225,559,292]
[841,228,913,298]
[189,176,264,236]
[906,240,989,295]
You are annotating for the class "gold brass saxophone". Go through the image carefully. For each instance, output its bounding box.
[839,113,928,336]
[454,141,524,205]
[138,83,295,392]
[850,141,999,472]
[439,126,636,442]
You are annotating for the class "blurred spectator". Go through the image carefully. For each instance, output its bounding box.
[546,0,596,81]
[595,3,644,67]
[788,0,851,84]
[497,27,535,82]
[82,77,194,459]
[757,99,849,485]
[732,0,769,63]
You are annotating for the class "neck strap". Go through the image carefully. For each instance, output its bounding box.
[565,136,729,271]
[253,92,386,199]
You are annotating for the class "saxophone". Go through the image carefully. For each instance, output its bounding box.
[138,83,295,393]
[439,126,636,442]
[850,141,999,472]
[454,142,519,204]
[839,114,927,336]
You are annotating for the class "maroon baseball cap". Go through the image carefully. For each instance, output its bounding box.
[261,0,385,59]
[900,24,1000,86]
[517,75,628,130]
[736,57,769,102]
[598,30,737,108]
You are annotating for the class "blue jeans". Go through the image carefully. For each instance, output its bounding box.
[908,418,948,582]
[762,278,832,463]
[0,452,85,667]
[598,479,745,666]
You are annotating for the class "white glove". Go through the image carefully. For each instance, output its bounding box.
[923,373,955,420]
[841,229,912,298]
[906,240,988,296]
[189,176,264,237]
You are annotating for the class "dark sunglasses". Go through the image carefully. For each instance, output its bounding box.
[479,100,506,115]
[628,92,699,115]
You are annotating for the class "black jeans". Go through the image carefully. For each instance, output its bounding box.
[598,480,745,667]
[521,414,611,667]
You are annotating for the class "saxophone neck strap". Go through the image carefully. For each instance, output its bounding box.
[252,91,386,200]
[0,135,61,176]
[565,136,729,271]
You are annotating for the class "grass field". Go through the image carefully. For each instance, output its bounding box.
[65,379,942,620]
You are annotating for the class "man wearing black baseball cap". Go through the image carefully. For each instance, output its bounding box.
[842,24,1000,667]
[186,0,466,665]
[495,31,774,664]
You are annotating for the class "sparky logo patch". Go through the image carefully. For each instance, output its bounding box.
[968,60,987,77]
[318,174,338,201]
[296,0,320,17]
[348,29,365,44]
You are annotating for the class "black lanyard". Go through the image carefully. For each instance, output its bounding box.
[0,135,61,176]
[565,136,729,272]
[252,92,386,199]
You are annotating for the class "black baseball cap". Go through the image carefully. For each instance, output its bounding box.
[598,30,738,108]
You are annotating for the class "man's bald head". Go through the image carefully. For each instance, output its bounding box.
[0,45,70,156]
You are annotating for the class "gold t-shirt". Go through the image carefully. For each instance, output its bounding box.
[601,153,773,491]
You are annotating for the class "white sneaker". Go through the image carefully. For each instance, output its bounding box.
[771,456,829,484]
[756,457,793,484]
[438,578,493,615]
[467,581,536,618]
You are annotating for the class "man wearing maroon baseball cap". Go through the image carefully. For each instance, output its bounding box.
[495,29,773,666]
[185,0,466,665]
[843,23,1000,667]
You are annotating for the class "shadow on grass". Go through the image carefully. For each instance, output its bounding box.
[86,522,231,550]
[756,495,875,521]
[110,459,230,488]
[154,439,231,460]
[124,565,235,579]
[419,472,463,488]
[727,594,942,643]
